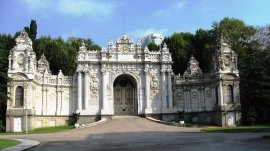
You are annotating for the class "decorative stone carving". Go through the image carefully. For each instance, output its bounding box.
[90,75,99,97]
[37,53,51,74]
[64,93,70,101]
[58,70,63,77]
[150,75,159,96]
[11,74,28,80]
[106,84,111,96]
[79,40,87,52]
[17,53,25,65]
[192,91,197,98]
[178,92,182,98]
[144,46,149,53]
[162,43,169,53]
[15,30,32,47]
[183,56,202,78]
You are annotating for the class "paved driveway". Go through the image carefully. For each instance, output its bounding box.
[1,116,270,151]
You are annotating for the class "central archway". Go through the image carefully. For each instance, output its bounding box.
[113,74,137,115]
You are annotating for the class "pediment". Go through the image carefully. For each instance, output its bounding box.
[11,73,28,80]
[222,74,239,80]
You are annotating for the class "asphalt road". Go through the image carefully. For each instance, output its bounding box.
[1,116,269,151]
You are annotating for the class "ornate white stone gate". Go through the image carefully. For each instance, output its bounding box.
[6,31,242,132]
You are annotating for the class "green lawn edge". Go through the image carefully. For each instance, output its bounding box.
[0,139,20,149]
[202,125,270,133]
[0,125,75,135]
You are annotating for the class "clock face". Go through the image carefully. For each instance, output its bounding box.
[17,53,25,64]
[122,45,129,52]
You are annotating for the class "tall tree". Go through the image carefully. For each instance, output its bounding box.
[252,25,270,49]
[193,29,215,72]
[211,17,256,59]
[163,32,194,75]
[29,20,37,41]
[24,20,37,41]
[0,34,14,129]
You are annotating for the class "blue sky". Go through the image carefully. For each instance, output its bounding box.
[0,0,269,47]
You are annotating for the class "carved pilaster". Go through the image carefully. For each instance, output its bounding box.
[167,72,173,108]
[77,72,82,111]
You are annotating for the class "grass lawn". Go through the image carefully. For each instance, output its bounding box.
[203,125,270,133]
[29,125,75,134]
[0,139,20,149]
[0,125,75,135]
[184,123,213,128]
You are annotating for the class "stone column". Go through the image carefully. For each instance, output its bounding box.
[56,87,60,115]
[102,70,107,110]
[184,90,187,111]
[167,72,173,108]
[161,72,167,108]
[84,72,89,110]
[219,81,224,106]
[145,72,150,108]
[139,77,144,114]
[77,72,82,111]
[45,87,48,115]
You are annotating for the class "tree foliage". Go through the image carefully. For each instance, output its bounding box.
[0,34,14,102]
[0,34,14,128]
[163,32,194,74]
[24,20,37,41]
[147,42,160,51]
[34,36,101,75]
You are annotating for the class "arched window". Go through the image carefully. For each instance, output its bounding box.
[15,86,24,107]
[227,85,234,103]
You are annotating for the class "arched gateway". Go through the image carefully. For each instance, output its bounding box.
[73,34,174,117]
[113,74,137,115]
[6,31,241,132]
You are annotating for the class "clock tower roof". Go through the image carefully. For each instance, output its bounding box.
[116,34,133,45]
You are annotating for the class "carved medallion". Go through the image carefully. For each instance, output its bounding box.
[17,53,25,65]
[150,76,159,96]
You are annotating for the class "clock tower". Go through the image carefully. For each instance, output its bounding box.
[8,31,37,79]
[116,34,133,52]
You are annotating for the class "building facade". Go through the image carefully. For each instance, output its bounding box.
[6,31,241,132]
[141,33,164,48]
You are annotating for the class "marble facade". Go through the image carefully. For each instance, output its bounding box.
[6,31,241,132]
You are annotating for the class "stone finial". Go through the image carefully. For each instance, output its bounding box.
[108,39,114,50]
[184,55,202,77]
[15,30,33,47]
[37,53,51,74]
[136,39,141,46]
[79,40,87,52]
[58,69,63,77]
[162,43,169,52]
[117,34,133,44]
[220,36,229,46]
[144,46,149,53]
[81,40,86,47]
[163,43,167,48]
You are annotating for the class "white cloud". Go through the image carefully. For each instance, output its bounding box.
[22,0,116,18]
[153,1,186,17]
[130,28,168,40]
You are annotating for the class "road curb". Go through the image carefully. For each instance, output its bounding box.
[2,139,40,151]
